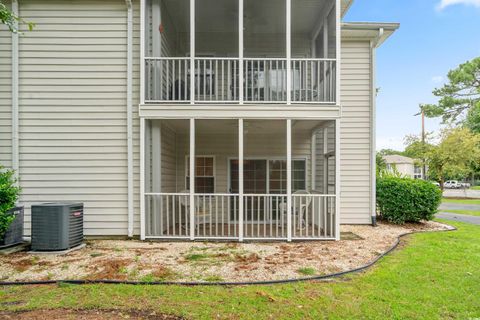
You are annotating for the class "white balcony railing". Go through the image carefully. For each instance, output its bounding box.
[145,193,337,240]
[144,57,336,104]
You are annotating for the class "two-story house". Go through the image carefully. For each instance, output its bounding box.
[0,0,398,241]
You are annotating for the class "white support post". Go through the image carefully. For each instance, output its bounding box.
[335,118,341,240]
[238,119,244,241]
[11,0,19,183]
[152,123,162,236]
[286,0,291,105]
[311,132,316,191]
[190,0,195,104]
[140,118,146,240]
[286,119,292,241]
[323,127,328,194]
[140,0,145,104]
[239,0,244,104]
[189,119,195,240]
[335,0,341,107]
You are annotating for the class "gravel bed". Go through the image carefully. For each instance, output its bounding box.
[0,221,453,283]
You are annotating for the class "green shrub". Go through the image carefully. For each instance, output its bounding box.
[0,167,21,240]
[376,176,442,224]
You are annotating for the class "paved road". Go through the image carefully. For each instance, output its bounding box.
[439,203,480,211]
[443,189,480,199]
[437,202,480,225]
[436,212,480,225]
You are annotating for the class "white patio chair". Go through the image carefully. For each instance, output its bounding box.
[179,190,212,232]
[279,190,312,230]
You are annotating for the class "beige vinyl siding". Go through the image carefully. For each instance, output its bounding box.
[17,0,141,236]
[340,40,373,224]
[0,11,12,168]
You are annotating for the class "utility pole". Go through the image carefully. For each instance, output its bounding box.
[421,110,426,180]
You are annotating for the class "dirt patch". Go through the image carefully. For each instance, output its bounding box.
[88,258,132,280]
[0,221,454,283]
[0,309,183,319]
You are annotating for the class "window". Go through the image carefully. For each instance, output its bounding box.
[186,156,215,193]
[414,166,423,180]
[269,160,306,194]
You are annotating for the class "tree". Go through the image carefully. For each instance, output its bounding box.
[376,152,387,175]
[422,57,480,130]
[426,128,480,189]
[0,1,34,32]
[378,149,404,156]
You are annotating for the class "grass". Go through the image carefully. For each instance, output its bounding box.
[471,186,480,190]
[443,209,480,217]
[442,198,480,205]
[296,267,317,276]
[1,220,479,319]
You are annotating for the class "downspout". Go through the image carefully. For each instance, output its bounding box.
[12,0,19,183]
[370,28,384,226]
[125,0,134,237]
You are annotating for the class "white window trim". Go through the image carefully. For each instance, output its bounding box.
[185,155,216,193]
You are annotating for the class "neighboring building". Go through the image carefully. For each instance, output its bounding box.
[383,155,424,179]
[0,0,398,241]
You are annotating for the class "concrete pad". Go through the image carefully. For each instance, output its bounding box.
[28,243,86,256]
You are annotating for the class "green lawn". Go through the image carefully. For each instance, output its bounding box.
[443,209,480,217]
[443,198,480,205]
[1,220,479,319]
[471,186,480,190]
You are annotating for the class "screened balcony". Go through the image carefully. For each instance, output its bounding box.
[142,0,338,105]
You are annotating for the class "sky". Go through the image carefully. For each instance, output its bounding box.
[344,0,480,151]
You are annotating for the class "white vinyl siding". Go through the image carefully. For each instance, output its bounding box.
[16,0,141,236]
[340,40,373,224]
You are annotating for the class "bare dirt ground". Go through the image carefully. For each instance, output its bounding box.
[0,309,183,319]
[0,221,453,283]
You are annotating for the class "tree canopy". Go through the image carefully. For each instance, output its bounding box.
[427,128,480,187]
[421,57,480,132]
[0,1,34,32]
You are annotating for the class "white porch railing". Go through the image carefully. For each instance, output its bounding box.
[144,57,336,104]
[145,193,336,241]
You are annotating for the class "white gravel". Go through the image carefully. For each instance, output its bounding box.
[0,221,454,283]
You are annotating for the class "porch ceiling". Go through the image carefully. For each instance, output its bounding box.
[155,119,329,135]
[162,0,335,34]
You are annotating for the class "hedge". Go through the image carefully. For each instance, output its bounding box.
[0,167,20,240]
[376,176,442,224]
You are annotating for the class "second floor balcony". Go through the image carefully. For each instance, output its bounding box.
[142,0,339,105]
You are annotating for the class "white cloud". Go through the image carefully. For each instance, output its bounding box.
[432,76,444,83]
[437,0,480,10]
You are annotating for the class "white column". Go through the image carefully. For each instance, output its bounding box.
[310,132,316,190]
[238,119,244,241]
[140,118,146,240]
[286,119,292,241]
[286,0,291,105]
[189,118,196,240]
[335,0,341,106]
[335,118,341,240]
[190,0,195,104]
[239,0,244,104]
[140,0,145,104]
[152,123,162,235]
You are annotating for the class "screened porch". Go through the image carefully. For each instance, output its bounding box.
[141,119,339,241]
[143,0,338,104]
